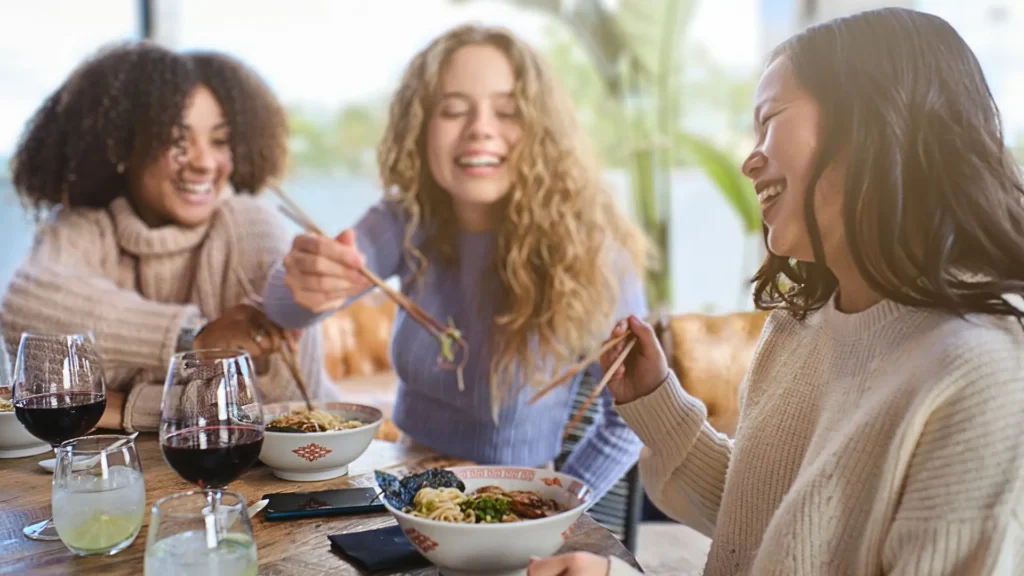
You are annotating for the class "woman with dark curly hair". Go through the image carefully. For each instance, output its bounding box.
[1,41,338,432]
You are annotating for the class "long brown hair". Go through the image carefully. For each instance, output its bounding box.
[377,25,653,405]
[752,8,1024,319]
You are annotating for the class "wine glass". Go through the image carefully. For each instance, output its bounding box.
[12,331,107,541]
[0,326,11,393]
[159,350,264,489]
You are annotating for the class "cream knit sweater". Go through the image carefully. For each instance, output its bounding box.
[0,192,338,432]
[611,297,1024,576]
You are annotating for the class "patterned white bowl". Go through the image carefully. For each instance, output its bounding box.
[379,465,593,576]
[258,402,382,482]
[0,410,51,459]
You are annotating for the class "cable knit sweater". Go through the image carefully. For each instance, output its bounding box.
[0,192,339,432]
[610,296,1024,576]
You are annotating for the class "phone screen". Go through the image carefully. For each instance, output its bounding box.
[263,487,384,520]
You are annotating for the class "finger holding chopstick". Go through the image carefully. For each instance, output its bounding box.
[603,315,670,406]
[281,229,372,314]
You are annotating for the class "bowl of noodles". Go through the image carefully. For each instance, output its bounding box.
[375,466,593,576]
[0,394,53,459]
[258,401,383,482]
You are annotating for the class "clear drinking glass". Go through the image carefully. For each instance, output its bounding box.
[159,350,264,489]
[145,490,258,576]
[52,434,145,555]
[13,331,106,540]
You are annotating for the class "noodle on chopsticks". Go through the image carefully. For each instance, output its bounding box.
[269,185,470,393]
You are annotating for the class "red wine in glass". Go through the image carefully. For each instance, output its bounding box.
[12,332,107,541]
[160,350,264,490]
[14,392,106,446]
[161,425,263,488]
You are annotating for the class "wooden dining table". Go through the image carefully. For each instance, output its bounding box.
[0,434,643,575]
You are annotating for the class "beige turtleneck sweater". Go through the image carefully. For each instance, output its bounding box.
[0,192,339,432]
[610,297,1024,576]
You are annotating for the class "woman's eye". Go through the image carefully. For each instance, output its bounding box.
[439,107,469,118]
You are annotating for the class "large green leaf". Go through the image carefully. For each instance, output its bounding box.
[676,132,762,234]
[616,0,694,80]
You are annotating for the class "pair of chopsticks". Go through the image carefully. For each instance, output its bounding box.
[269,185,469,391]
[527,331,631,406]
[270,185,454,341]
[524,329,637,440]
[562,335,636,439]
[278,340,314,411]
[228,245,315,413]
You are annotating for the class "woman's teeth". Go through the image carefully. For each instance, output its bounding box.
[758,183,785,204]
[456,154,502,167]
[178,182,213,195]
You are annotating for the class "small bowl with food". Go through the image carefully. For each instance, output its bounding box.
[258,402,383,482]
[375,466,593,576]
[0,395,52,459]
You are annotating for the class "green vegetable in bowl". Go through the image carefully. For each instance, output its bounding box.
[460,494,512,524]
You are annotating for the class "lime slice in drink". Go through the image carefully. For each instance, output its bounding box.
[60,511,141,551]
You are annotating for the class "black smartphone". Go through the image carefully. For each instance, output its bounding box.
[262,487,385,521]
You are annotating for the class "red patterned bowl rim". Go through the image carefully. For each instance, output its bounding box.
[262,401,383,435]
[381,465,593,528]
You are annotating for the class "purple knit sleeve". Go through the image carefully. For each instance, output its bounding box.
[261,200,407,329]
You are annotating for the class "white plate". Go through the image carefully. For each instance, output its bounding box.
[38,455,90,473]
[0,443,51,459]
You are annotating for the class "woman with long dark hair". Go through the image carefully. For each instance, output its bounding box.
[531,8,1024,576]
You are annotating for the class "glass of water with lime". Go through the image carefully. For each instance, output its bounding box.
[52,434,146,555]
[145,490,258,576]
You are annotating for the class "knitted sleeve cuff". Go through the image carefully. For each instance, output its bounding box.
[122,382,165,433]
[615,370,709,451]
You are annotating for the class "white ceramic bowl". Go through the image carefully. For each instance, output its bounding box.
[258,402,382,482]
[0,409,51,459]
[379,465,593,576]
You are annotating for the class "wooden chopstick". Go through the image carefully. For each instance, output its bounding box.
[562,336,636,439]
[279,339,314,411]
[528,332,630,405]
[270,184,457,344]
[272,186,326,236]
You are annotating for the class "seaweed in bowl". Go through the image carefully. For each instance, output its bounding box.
[375,468,465,509]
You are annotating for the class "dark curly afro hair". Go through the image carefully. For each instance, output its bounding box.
[10,40,288,214]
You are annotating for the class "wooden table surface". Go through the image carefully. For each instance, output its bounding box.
[0,434,642,575]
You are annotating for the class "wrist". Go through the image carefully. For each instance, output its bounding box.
[98,390,126,430]
[176,310,208,353]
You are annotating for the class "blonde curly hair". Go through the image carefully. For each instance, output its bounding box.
[377,24,653,412]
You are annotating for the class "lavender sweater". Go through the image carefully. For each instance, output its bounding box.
[262,201,645,499]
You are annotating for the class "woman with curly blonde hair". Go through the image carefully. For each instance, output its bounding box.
[263,24,652,498]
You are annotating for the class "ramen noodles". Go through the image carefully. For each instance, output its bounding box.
[407,485,562,524]
[265,408,364,433]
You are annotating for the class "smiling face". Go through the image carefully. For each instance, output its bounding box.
[742,57,845,263]
[128,84,233,228]
[425,43,523,231]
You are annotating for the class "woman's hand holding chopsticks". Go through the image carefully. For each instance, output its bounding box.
[602,315,669,405]
[283,229,372,314]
